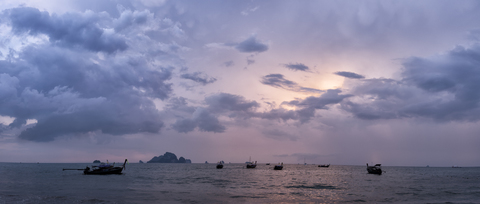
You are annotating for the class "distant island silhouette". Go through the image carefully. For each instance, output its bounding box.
[93,160,101,163]
[147,152,192,163]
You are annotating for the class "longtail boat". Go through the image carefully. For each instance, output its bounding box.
[246,161,257,168]
[274,162,283,170]
[216,161,224,169]
[63,159,128,175]
[366,163,382,175]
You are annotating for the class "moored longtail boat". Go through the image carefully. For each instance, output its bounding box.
[274,162,283,170]
[216,161,224,169]
[63,159,128,175]
[246,161,257,168]
[366,163,382,175]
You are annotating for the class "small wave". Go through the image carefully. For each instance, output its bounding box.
[285,184,338,190]
[342,199,367,203]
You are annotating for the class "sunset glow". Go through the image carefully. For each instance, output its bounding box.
[0,1,480,166]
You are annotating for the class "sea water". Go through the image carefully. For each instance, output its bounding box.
[0,163,479,203]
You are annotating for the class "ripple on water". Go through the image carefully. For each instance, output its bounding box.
[285,183,339,190]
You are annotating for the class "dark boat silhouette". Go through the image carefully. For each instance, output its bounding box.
[274,162,283,170]
[318,164,330,168]
[63,159,127,175]
[216,161,224,169]
[366,163,382,175]
[246,156,257,168]
[246,161,257,168]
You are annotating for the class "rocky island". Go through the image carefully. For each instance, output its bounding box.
[147,152,192,163]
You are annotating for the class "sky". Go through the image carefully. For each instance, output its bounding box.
[1,0,480,166]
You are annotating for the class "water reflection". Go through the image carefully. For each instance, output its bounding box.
[2,163,478,203]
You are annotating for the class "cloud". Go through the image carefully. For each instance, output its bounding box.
[169,93,260,133]
[0,7,177,142]
[6,7,128,53]
[172,108,225,133]
[241,89,353,124]
[283,63,310,72]
[230,35,268,53]
[168,93,259,133]
[341,42,480,122]
[169,90,351,133]
[260,74,323,94]
[279,89,353,123]
[180,72,217,85]
[335,71,365,79]
[223,60,234,67]
[205,93,260,114]
[113,9,151,32]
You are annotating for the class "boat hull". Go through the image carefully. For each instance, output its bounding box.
[274,165,283,170]
[246,163,257,168]
[84,167,123,175]
[366,167,382,175]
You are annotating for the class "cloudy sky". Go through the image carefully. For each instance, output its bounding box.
[1,0,480,166]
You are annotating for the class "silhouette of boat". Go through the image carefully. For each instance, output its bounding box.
[318,164,330,168]
[366,163,382,175]
[216,161,224,169]
[246,161,257,168]
[274,162,283,170]
[246,156,257,168]
[63,159,127,175]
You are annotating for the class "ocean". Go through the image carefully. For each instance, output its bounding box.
[0,163,479,203]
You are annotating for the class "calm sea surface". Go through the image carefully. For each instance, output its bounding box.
[0,163,479,203]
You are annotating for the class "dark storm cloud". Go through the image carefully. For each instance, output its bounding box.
[229,35,268,53]
[6,7,128,53]
[172,108,225,133]
[113,9,150,32]
[241,89,352,124]
[169,91,351,133]
[335,71,365,79]
[278,89,353,123]
[180,72,217,85]
[205,93,260,114]
[0,7,175,142]
[261,74,323,94]
[167,93,258,133]
[169,93,259,133]
[283,63,310,72]
[342,42,480,122]
[0,45,172,142]
[256,108,297,122]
